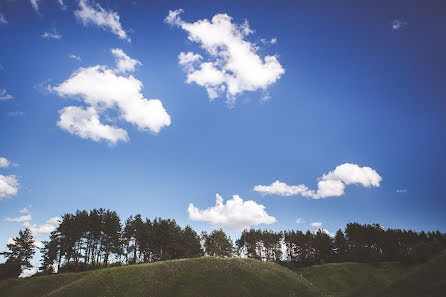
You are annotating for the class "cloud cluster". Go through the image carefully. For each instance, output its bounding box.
[188,194,276,231]
[254,163,382,199]
[0,89,13,101]
[75,0,130,42]
[52,49,171,145]
[165,9,285,104]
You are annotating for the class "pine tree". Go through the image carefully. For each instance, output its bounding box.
[0,228,35,279]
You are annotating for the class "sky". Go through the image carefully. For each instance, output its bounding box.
[1,0,446,272]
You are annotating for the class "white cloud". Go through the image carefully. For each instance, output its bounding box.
[57,106,130,145]
[52,49,171,145]
[0,157,11,168]
[74,0,130,42]
[310,222,323,228]
[392,19,407,31]
[0,13,7,24]
[5,214,32,222]
[295,218,304,224]
[165,9,285,104]
[188,194,276,231]
[23,217,61,236]
[270,37,277,44]
[315,228,334,237]
[42,31,62,40]
[57,0,66,10]
[0,89,13,101]
[396,189,407,193]
[20,207,30,213]
[0,175,19,200]
[30,0,39,12]
[69,54,82,62]
[254,163,382,199]
[8,111,25,117]
[111,48,141,73]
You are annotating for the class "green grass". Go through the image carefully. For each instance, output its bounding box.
[297,261,410,297]
[296,250,446,297]
[0,257,326,297]
[1,252,445,297]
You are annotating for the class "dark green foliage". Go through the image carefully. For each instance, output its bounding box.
[202,229,233,257]
[0,228,35,279]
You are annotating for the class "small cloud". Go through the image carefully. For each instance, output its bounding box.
[0,174,19,199]
[396,189,407,193]
[42,31,62,40]
[392,19,407,31]
[296,218,304,224]
[74,0,130,42]
[69,54,82,62]
[270,37,277,44]
[0,13,7,24]
[30,0,39,13]
[57,0,67,10]
[19,207,30,213]
[311,221,323,228]
[5,214,32,223]
[0,89,13,101]
[8,111,25,117]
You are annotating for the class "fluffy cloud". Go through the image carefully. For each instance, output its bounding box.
[0,175,19,199]
[5,214,32,222]
[165,9,285,104]
[57,106,129,144]
[74,0,130,42]
[0,157,11,168]
[111,48,141,73]
[0,13,7,24]
[295,218,304,224]
[52,49,171,145]
[23,217,61,236]
[396,189,407,193]
[188,194,276,231]
[0,89,13,101]
[254,163,382,199]
[310,222,323,228]
[42,31,62,39]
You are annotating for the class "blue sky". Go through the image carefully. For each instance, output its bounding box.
[1,0,446,262]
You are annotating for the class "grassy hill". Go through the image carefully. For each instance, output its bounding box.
[1,251,445,297]
[0,257,326,297]
[297,249,446,297]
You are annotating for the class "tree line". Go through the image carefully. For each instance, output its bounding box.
[1,209,445,279]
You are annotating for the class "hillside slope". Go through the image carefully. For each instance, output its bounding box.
[297,250,446,297]
[0,257,326,297]
[379,249,446,297]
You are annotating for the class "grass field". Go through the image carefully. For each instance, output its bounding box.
[1,251,445,297]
